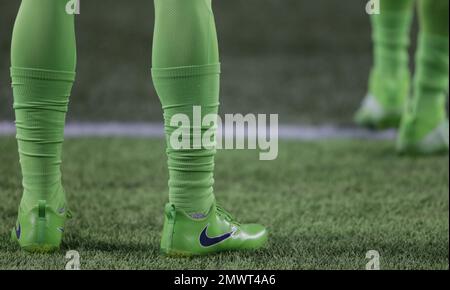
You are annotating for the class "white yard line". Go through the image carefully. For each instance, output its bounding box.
[0,121,396,140]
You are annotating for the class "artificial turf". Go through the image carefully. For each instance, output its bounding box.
[0,137,448,270]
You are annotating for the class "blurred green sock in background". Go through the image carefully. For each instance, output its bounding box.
[397,0,449,155]
[355,0,415,129]
[411,0,449,123]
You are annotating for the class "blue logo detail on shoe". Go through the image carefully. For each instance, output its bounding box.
[191,213,207,219]
[16,223,21,240]
[199,226,234,247]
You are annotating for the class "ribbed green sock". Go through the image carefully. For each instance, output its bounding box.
[11,0,76,210]
[152,0,220,215]
[409,0,449,135]
[369,0,415,108]
[152,65,220,216]
[11,68,75,209]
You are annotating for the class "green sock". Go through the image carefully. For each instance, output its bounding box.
[11,0,76,209]
[369,0,415,107]
[411,0,449,130]
[372,0,415,75]
[152,0,220,215]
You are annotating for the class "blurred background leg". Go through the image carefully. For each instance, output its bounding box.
[397,0,449,155]
[355,0,415,129]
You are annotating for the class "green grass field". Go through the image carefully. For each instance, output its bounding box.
[0,137,448,270]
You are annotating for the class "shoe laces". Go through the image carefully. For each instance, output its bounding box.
[216,204,240,226]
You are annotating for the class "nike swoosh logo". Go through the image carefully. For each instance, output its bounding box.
[16,223,21,240]
[199,226,234,247]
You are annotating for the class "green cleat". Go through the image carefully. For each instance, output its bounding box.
[397,116,449,156]
[354,94,405,129]
[11,198,71,253]
[355,70,410,130]
[160,202,268,257]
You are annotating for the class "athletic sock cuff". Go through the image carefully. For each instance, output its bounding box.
[10,67,76,82]
[11,67,75,110]
[151,63,221,79]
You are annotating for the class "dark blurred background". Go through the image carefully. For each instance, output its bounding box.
[0,0,419,124]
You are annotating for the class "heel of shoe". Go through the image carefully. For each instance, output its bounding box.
[160,203,176,255]
[13,200,66,253]
[159,204,198,257]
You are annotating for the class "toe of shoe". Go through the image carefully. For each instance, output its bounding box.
[240,224,268,249]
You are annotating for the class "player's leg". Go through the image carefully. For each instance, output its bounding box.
[397,0,449,154]
[355,0,415,129]
[10,0,76,252]
[152,0,267,256]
